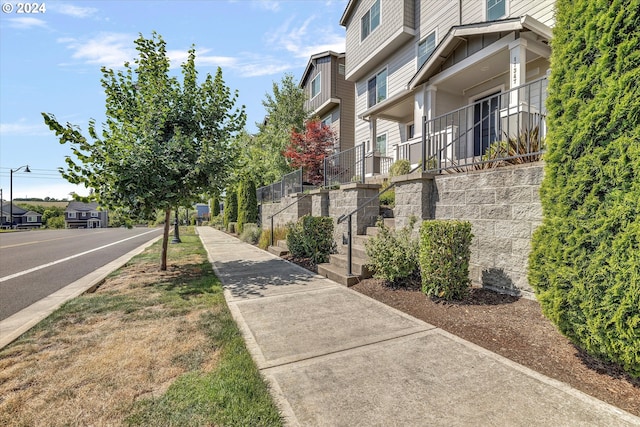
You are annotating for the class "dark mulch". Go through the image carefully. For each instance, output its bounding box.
[284,255,640,417]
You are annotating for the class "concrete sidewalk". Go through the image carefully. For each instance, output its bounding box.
[197,227,640,426]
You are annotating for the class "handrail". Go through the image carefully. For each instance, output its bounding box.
[267,193,311,247]
[336,163,423,277]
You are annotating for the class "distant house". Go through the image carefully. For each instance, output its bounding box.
[300,51,355,154]
[0,202,43,229]
[65,201,108,228]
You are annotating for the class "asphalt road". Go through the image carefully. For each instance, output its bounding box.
[0,227,164,321]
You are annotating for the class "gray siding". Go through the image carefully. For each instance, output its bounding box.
[306,56,332,113]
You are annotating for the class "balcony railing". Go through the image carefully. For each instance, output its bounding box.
[257,168,304,203]
[323,143,394,186]
[396,77,548,173]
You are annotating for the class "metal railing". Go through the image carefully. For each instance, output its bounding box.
[324,143,366,186]
[266,193,311,247]
[257,168,303,203]
[417,77,548,173]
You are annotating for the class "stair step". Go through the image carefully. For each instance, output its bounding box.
[328,254,373,277]
[366,226,380,236]
[353,235,371,247]
[276,239,289,251]
[317,262,361,287]
[383,217,395,228]
[267,245,288,256]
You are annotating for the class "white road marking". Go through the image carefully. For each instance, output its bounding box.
[0,229,161,283]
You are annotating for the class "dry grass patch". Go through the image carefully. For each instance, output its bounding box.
[0,232,281,427]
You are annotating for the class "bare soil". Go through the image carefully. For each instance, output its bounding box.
[284,256,640,417]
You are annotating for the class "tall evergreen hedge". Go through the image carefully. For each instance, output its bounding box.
[223,187,238,230]
[237,179,258,233]
[528,0,640,377]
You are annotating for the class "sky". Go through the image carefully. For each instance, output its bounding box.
[0,0,348,200]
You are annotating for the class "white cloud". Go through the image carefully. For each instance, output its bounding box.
[52,3,98,18]
[6,17,48,29]
[267,16,346,59]
[58,33,137,68]
[253,0,280,11]
[167,49,238,69]
[0,120,50,136]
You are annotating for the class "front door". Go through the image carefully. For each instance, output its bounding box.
[473,92,500,156]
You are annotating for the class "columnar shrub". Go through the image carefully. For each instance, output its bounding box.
[237,179,258,233]
[528,0,640,378]
[365,217,419,285]
[286,215,335,264]
[223,188,238,230]
[419,220,473,300]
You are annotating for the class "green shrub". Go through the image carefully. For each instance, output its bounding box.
[286,215,335,264]
[528,0,640,378]
[257,226,287,250]
[365,217,419,285]
[47,215,65,229]
[210,214,224,230]
[227,222,237,234]
[389,159,410,177]
[419,220,473,300]
[223,188,238,230]
[237,179,258,234]
[210,194,221,216]
[239,223,261,244]
[378,181,395,208]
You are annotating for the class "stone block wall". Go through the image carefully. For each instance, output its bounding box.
[432,163,544,297]
[259,193,312,230]
[328,183,380,255]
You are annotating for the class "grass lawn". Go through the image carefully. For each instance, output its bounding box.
[0,228,282,426]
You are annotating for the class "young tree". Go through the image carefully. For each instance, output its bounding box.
[528,0,640,377]
[284,119,335,185]
[43,33,245,270]
[237,179,258,233]
[223,186,238,230]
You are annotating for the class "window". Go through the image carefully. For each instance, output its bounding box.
[406,123,415,139]
[27,216,37,223]
[376,134,387,155]
[91,212,99,218]
[361,0,380,41]
[338,63,345,75]
[81,212,87,217]
[321,116,332,128]
[367,68,387,108]
[487,0,506,20]
[68,212,76,218]
[418,31,436,68]
[311,73,321,98]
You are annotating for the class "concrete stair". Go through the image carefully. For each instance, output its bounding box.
[317,216,395,286]
[268,239,289,256]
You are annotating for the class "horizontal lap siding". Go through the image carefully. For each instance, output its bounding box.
[510,0,555,26]
[306,56,333,114]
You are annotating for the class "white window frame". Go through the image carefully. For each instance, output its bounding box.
[367,67,388,108]
[311,73,321,99]
[486,0,507,21]
[91,212,99,218]
[338,63,345,75]
[417,30,437,69]
[27,215,38,223]
[68,212,76,218]
[375,133,387,155]
[321,115,332,128]
[406,122,415,140]
[361,0,380,41]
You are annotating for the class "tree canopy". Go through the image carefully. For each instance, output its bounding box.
[43,33,246,269]
[284,118,335,186]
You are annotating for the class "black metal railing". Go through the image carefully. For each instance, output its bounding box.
[267,193,311,247]
[323,143,366,186]
[257,168,304,204]
[415,77,548,173]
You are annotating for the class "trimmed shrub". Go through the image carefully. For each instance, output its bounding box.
[286,215,335,264]
[210,194,221,216]
[239,223,261,244]
[419,220,473,300]
[257,226,287,250]
[237,179,258,234]
[223,188,238,230]
[227,222,237,234]
[389,159,411,177]
[365,217,419,285]
[528,0,640,378]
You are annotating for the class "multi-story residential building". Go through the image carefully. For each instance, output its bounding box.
[340,0,554,169]
[300,51,355,153]
[65,201,108,228]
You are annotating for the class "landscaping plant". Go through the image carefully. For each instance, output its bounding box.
[419,220,473,300]
[528,0,640,378]
[365,217,419,285]
[286,215,335,264]
[236,179,258,233]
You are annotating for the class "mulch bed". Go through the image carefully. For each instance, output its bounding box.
[285,255,640,417]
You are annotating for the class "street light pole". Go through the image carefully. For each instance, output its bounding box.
[9,165,31,229]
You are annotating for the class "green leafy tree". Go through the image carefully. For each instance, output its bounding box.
[236,179,258,234]
[253,74,307,183]
[528,0,640,377]
[43,33,245,270]
[223,187,238,230]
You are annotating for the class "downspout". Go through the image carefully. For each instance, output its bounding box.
[459,0,462,25]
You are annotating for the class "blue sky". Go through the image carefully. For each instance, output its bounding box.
[0,0,347,200]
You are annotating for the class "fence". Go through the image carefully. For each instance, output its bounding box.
[323,143,394,186]
[418,77,548,173]
[256,168,303,203]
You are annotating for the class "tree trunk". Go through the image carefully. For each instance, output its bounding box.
[161,208,171,271]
